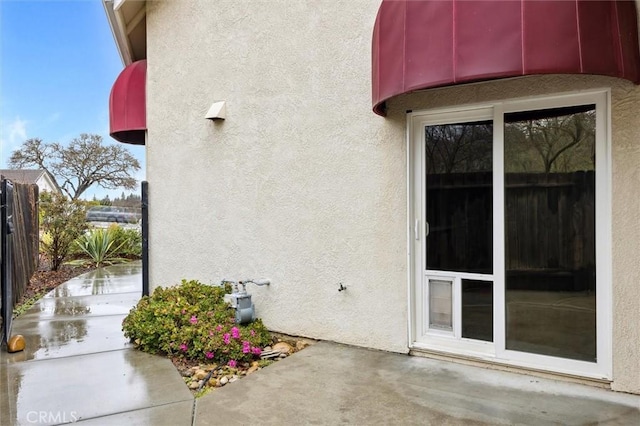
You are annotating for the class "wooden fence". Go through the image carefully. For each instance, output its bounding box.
[1,179,39,344]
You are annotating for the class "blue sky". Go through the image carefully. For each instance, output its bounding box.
[0,0,145,200]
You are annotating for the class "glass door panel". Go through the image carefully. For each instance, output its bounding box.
[425,121,493,274]
[461,279,493,342]
[424,121,493,340]
[504,105,597,362]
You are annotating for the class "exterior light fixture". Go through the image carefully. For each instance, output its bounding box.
[205,101,226,120]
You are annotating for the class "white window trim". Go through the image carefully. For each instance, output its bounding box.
[407,89,612,381]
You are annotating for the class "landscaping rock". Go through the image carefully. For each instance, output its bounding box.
[260,350,281,360]
[296,340,311,351]
[273,342,294,354]
[7,335,25,353]
[175,334,317,395]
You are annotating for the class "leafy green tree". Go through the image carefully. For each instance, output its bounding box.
[9,133,140,200]
[39,192,87,270]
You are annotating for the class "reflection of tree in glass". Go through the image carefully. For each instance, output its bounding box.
[505,109,595,173]
[425,122,493,174]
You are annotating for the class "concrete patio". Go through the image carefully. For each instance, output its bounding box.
[1,263,639,425]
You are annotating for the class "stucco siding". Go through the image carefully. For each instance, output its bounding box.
[145,0,408,353]
[145,0,640,393]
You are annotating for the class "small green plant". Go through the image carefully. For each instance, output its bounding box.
[122,280,271,365]
[72,228,127,267]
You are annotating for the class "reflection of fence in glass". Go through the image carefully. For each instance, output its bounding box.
[426,172,493,274]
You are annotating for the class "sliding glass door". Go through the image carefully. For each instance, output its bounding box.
[410,92,610,378]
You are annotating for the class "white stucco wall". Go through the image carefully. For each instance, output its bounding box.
[145,1,640,393]
[146,0,408,353]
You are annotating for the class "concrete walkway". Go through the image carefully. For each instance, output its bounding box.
[0,262,193,425]
[2,263,639,425]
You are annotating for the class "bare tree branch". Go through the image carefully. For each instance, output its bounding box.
[8,133,141,199]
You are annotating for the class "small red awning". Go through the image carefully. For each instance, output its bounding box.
[109,60,147,145]
[372,0,640,116]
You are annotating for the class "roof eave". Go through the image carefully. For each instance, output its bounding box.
[103,0,146,66]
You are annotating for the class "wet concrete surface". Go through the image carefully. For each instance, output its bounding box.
[0,350,193,425]
[0,262,193,426]
[2,261,640,425]
[195,342,640,425]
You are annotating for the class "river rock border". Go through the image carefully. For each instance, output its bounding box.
[176,335,315,396]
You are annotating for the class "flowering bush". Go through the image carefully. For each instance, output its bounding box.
[122,279,271,364]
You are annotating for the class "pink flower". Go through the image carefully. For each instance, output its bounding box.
[250,330,256,336]
[215,325,223,332]
[242,341,251,354]
[189,315,198,324]
[228,360,237,368]
[231,327,240,339]
[209,330,214,336]
[205,351,214,359]
[252,347,262,355]
[180,343,188,352]
[223,333,231,345]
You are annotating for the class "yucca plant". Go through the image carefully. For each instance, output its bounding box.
[72,228,127,267]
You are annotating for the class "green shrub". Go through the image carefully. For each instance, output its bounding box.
[39,192,87,270]
[122,280,271,365]
[72,227,128,267]
[107,224,142,258]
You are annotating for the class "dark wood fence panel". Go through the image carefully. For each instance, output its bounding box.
[10,182,39,305]
[1,178,38,344]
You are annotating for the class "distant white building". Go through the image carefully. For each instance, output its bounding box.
[0,169,61,195]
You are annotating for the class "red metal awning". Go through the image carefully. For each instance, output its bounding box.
[109,59,147,145]
[372,0,640,116]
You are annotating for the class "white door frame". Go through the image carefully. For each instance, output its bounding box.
[407,90,612,380]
